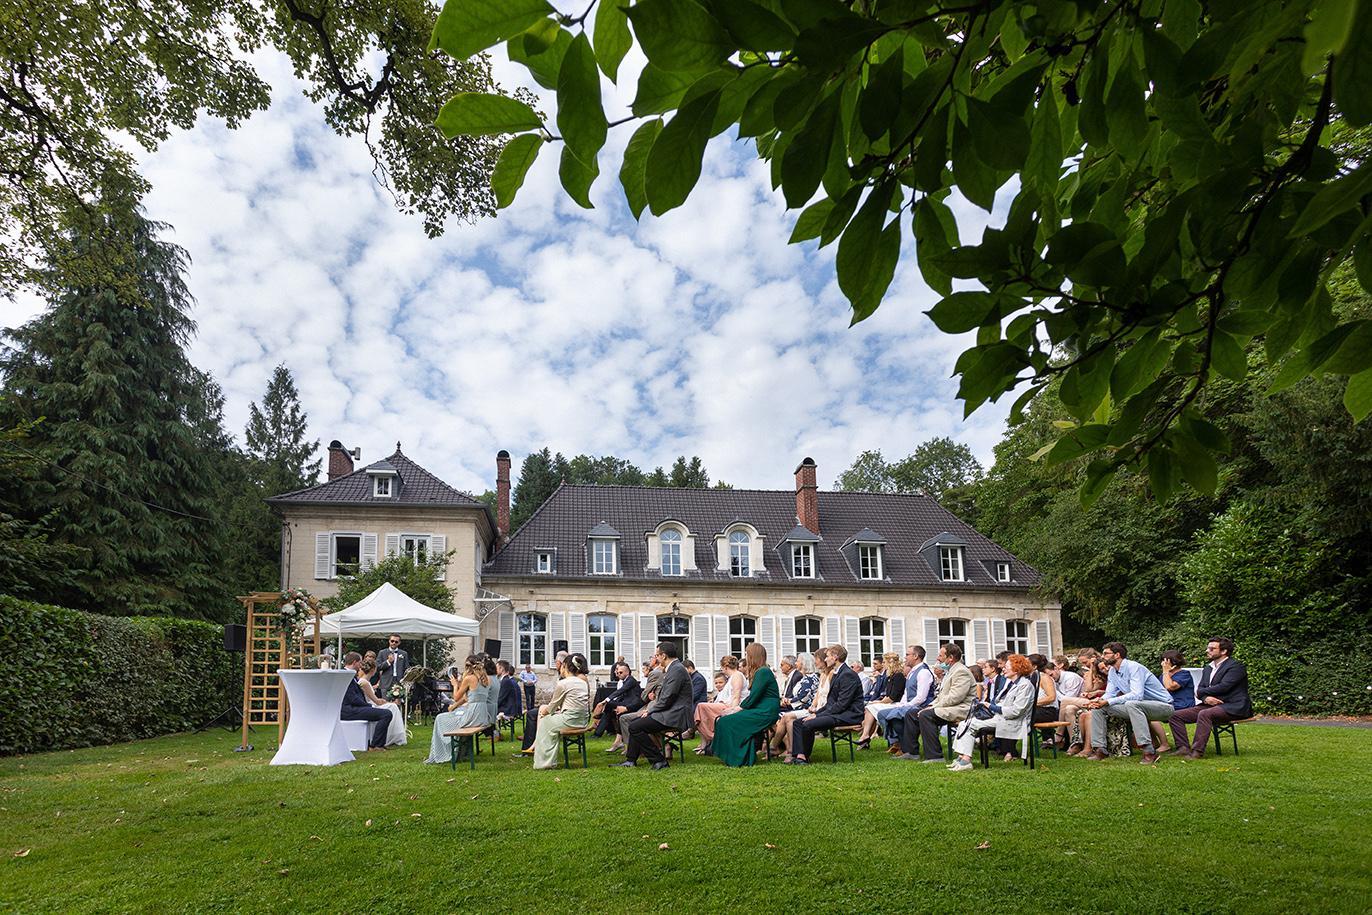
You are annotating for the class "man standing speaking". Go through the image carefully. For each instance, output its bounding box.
[377,635,408,692]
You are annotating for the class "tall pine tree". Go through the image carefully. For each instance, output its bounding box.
[245,365,320,491]
[0,207,233,619]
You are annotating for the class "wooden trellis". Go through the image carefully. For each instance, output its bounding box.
[238,591,323,749]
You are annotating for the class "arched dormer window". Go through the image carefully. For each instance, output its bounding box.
[729,530,751,577]
[660,528,683,576]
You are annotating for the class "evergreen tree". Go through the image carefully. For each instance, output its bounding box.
[509,448,563,532]
[0,208,233,619]
[244,364,320,491]
[668,456,710,488]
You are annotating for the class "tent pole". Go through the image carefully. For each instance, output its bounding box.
[422,639,428,669]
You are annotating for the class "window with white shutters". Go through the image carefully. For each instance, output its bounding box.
[859,618,885,666]
[795,616,821,657]
[518,613,547,667]
[1006,620,1030,655]
[587,614,616,667]
[331,533,361,578]
[728,616,756,658]
[938,618,969,659]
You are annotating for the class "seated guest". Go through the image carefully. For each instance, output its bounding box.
[354,657,406,747]
[975,659,997,700]
[791,646,864,765]
[613,655,664,754]
[1063,649,1105,755]
[1082,642,1175,765]
[947,653,1036,771]
[694,655,748,755]
[616,642,695,770]
[862,657,888,702]
[686,660,709,709]
[529,654,591,770]
[1168,637,1251,759]
[853,661,871,694]
[855,652,905,747]
[873,646,935,752]
[594,661,641,739]
[1045,657,1083,748]
[711,672,727,698]
[339,652,391,751]
[480,654,500,727]
[1146,650,1193,752]
[900,643,975,762]
[496,660,523,734]
[424,655,493,763]
[771,651,820,757]
[778,655,803,702]
[713,643,782,767]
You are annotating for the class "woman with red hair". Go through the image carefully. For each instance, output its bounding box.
[947,653,1036,772]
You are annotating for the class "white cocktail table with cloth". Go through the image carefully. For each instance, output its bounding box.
[271,669,356,766]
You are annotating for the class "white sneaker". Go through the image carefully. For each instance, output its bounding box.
[948,758,973,772]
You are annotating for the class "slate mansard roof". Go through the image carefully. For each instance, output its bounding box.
[267,449,487,509]
[484,484,1039,590]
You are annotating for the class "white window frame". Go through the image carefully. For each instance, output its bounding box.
[939,545,964,582]
[728,616,757,658]
[590,539,617,575]
[859,618,885,667]
[518,612,548,667]
[331,532,362,579]
[996,561,1011,583]
[587,614,617,668]
[372,476,391,498]
[795,616,822,657]
[938,618,969,658]
[1006,619,1030,655]
[660,528,683,576]
[728,530,751,577]
[791,543,814,578]
[536,552,553,574]
[399,533,431,564]
[858,544,883,580]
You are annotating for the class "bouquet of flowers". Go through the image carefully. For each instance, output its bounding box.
[386,682,407,704]
[278,588,313,651]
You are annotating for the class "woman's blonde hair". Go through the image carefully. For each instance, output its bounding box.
[882,651,901,670]
[720,654,740,671]
[464,655,490,686]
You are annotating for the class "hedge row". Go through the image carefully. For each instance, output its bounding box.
[0,596,241,756]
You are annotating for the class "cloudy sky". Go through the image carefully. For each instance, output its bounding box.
[2,42,1014,496]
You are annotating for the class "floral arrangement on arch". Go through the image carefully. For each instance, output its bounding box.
[277,588,314,651]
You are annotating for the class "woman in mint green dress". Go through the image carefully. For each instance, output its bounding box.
[714,642,781,767]
[424,656,493,764]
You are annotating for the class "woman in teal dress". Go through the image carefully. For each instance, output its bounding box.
[424,656,493,764]
[714,642,781,767]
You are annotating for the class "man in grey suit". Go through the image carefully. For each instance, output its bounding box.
[617,642,693,770]
[377,636,409,692]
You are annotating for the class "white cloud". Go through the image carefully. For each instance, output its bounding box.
[4,47,1014,496]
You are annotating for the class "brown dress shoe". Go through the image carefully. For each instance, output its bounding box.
[1139,752,1159,765]
[1185,749,1204,760]
[1085,749,1109,761]
[1165,746,1190,756]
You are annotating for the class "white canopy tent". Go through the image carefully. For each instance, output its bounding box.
[310,582,480,666]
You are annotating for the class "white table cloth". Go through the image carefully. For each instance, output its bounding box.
[271,669,356,766]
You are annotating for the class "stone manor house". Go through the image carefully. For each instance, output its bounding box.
[269,442,1061,678]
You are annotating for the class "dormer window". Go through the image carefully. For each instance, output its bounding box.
[792,543,813,578]
[729,530,751,577]
[368,461,398,498]
[858,543,883,580]
[373,476,391,497]
[996,561,1011,583]
[939,546,965,582]
[591,540,617,574]
[660,528,683,576]
[536,552,553,574]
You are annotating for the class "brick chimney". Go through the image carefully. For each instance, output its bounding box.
[327,440,354,481]
[496,450,511,543]
[795,457,819,534]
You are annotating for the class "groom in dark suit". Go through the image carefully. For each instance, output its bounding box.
[1168,637,1253,758]
[792,645,865,764]
[617,642,694,770]
[339,652,390,750]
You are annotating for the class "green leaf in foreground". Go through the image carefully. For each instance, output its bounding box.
[592,0,633,81]
[491,134,544,209]
[436,93,543,138]
[431,0,554,60]
[556,34,607,166]
[560,146,599,209]
[619,119,663,220]
[645,89,721,215]
[1345,367,1372,421]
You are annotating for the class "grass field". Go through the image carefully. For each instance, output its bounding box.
[2,722,1370,913]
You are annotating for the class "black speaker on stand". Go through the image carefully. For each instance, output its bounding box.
[223,623,247,652]
[201,624,252,742]
[484,638,502,659]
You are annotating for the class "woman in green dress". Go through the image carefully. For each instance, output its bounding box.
[714,642,781,767]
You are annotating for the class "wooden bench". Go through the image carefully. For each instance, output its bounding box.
[827,724,862,762]
[444,725,494,771]
[558,725,593,769]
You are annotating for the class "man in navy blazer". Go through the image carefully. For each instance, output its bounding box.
[791,645,865,764]
[1168,637,1253,758]
[339,652,390,750]
[496,661,523,721]
[593,662,641,737]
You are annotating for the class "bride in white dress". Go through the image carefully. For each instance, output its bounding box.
[357,659,407,746]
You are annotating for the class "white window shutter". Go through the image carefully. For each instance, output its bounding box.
[843,616,861,662]
[638,613,656,667]
[779,616,796,659]
[888,617,906,658]
[759,616,778,668]
[824,616,841,647]
[620,615,636,669]
[384,533,400,558]
[991,618,1008,655]
[430,534,447,580]
[713,614,729,666]
[922,617,940,658]
[549,612,566,668]
[498,610,515,660]
[691,615,713,672]
[361,533,378,570]
[569,612,587,656]
[315,533,331,580]
[1034,619,1052,656]
[972,618,992,664]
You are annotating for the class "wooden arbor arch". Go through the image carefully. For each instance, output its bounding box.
[238,591,323,750]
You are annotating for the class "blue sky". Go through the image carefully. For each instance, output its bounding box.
[1,46,1014,496]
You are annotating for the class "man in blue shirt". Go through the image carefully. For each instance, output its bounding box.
[1083,642,1175,765]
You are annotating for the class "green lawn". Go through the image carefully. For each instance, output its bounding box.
[2,723,1370,913]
